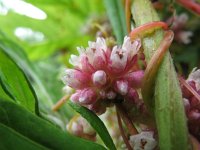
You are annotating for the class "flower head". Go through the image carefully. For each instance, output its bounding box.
[129,131,157,150]
[62,37,144,114]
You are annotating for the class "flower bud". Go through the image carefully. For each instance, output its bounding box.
[92,70,107,86]
[62,69,90,89]
[70,92,80,103]
[110,46,128,72]
[125,70,144,88]
[63,86,74,95]
[115,80,129,95]
[78,88,97,105]
[122,36,141,61]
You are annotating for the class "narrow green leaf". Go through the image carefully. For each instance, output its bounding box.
[0,123,48,150]
[116,0,127,36]
[0,37,54,109]
[131,0,191,149]
[68,101,116,150]
[0,49,39,114]
[103,0,127,44]
[0,36,72,128]
[0,99,106,150]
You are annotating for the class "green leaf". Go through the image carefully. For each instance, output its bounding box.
[0,124,48,150]
[0,35,73,128]
[68,101,116,150]
[103,0,127,44]
[0,99,106,150]
[0,37,54,109]
[131,0,191,149]
[0,49,39,114]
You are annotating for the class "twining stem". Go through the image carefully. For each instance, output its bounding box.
[129,21,168,40]
[176,0,200,15]
[132,0,190,149]
[116,106,132,150]
[52,95,71,111]
[142,30,174,111]
[125,0,131,33]
[116,104,138,135]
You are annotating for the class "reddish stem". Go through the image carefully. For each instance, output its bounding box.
[116,106,133,150]
[129,21,168,40]
[152,2,164,10]
[116,104,138,135]
[125,0,131,33]
[176,0,200,15]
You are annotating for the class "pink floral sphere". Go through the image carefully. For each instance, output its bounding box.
[62,37,144,114]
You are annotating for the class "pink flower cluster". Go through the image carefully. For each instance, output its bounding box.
[62,37,144,114]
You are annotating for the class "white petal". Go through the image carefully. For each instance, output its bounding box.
[77,46,85,55]
[110,46,127,71]
[69,54,80,66]
[96,37,107,51]
[122,37,141,60]
[129,131,157,150]
[187,68,200,91]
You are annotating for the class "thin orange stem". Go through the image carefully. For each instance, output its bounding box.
[125,0,131,33]
[176,0,200,15]
[152,1,164,10]
[116,106,132,150]
[116,104,138,135]
[129,21,168,40]
[52,95,71,111]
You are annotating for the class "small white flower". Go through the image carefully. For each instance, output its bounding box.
[178,31,193,44]
[187,68,200,91]
[129,131,157,150]
[122,36,141,61]
[110,46,128,72]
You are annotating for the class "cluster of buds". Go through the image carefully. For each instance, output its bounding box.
[181,69,200,141]
[66,115,96,141]
[62,37,144,114]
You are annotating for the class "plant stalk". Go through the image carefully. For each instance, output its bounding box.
[131,0,191,149]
